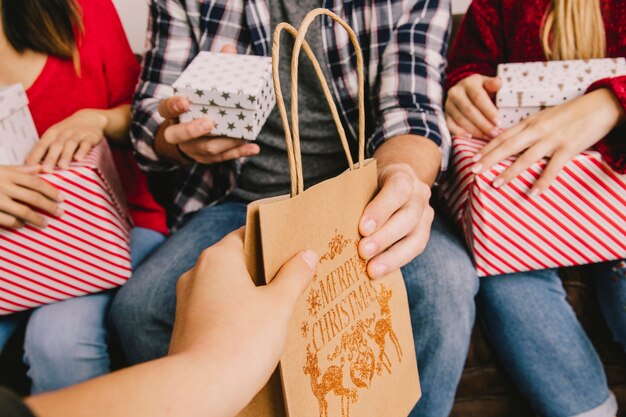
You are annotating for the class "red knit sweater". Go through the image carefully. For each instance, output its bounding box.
[446,0,626,173]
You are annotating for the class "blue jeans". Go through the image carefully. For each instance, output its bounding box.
[478,264,626,417]
[111,202,479,417]
[0,227,165,393]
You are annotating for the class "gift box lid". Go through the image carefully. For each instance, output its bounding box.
[496,58,626,108]
[0,84,29,121]
[172,52,273,111]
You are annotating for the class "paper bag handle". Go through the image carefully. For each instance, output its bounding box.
[272,9,366,196]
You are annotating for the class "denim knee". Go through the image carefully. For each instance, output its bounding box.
[402,215,479,338]
[478,270,615,417]
[24,293,111,393]
[109,265,178,363]
[403,213,479,417]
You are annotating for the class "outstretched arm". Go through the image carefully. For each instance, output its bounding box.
[26,229,318,417]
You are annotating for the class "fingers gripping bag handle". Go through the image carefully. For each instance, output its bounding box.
[271,8,366,197]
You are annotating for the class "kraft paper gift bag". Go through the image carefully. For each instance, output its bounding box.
[240,9,420,417]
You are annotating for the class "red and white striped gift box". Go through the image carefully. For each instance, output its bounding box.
[441,136,626,277]
[0,142,132,315]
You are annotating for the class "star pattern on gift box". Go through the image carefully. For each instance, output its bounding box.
[173,51,276,140]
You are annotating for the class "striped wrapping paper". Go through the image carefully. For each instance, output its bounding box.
[441,136,626,277]
[0,142,132,315]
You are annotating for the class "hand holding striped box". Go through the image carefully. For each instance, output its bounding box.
[441,136,626,277]
[0,142,132,315]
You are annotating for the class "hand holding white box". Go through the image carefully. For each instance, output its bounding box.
[173,52,276,141]
[0,84,39,165]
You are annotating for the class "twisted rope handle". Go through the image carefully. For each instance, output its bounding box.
[271,8,366,196]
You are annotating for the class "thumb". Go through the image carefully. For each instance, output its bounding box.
[268,250,318,306]
[483,76,502,94]
[220,44,237,54]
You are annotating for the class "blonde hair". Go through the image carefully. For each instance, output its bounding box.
[541,0,606,60]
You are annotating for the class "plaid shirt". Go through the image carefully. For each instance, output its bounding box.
[132,0,452,229]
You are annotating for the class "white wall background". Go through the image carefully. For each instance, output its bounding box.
[113,0,472,53]
[112,0,149,53]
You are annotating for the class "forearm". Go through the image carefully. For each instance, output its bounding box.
[96,104,132,145]
[373,134,441,186]
[25,352,240,417]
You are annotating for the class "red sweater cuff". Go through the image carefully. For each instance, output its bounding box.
[587,76,626,174]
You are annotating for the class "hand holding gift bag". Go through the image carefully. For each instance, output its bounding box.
[239,9,420,417]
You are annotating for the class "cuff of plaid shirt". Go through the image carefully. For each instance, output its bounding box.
[367,107,451,177]
[131,102,181,173]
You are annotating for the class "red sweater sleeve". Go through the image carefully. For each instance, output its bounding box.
[445,0,506,91]
[79,0,169,234]
[587,75,626,173]
[88,0,141,108]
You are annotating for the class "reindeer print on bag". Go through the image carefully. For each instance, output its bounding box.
[300,232,404,417]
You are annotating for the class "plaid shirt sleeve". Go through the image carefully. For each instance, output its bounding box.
[131,0,198,172]
[370,0,452,172]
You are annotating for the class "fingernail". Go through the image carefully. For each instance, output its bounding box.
[490,128,500,137]
[55,207,64,217]
[197,119,213,131]
[493,117,501,127]
[56,193,65,202]
[301,250,319,270]
[492,178,504,188]
[362,241,377,257]
[472,154,482,162]
[463,132,473,139]
[372,264,388,279]
[39,219,48,228]
[362,218,376,235]
[529,188,540,197]
[173,101,184,113]
[471,163,483,174]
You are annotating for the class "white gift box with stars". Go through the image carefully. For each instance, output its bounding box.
[173,52,276,141]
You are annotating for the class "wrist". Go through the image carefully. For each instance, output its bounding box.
[599,88,625,127]
[374,135,440,186]
[154,121,195,165]
[77,109,109,131]
[176,144,195,163]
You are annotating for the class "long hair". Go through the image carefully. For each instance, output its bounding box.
[1,0,83,69]
[541,0,606,60]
